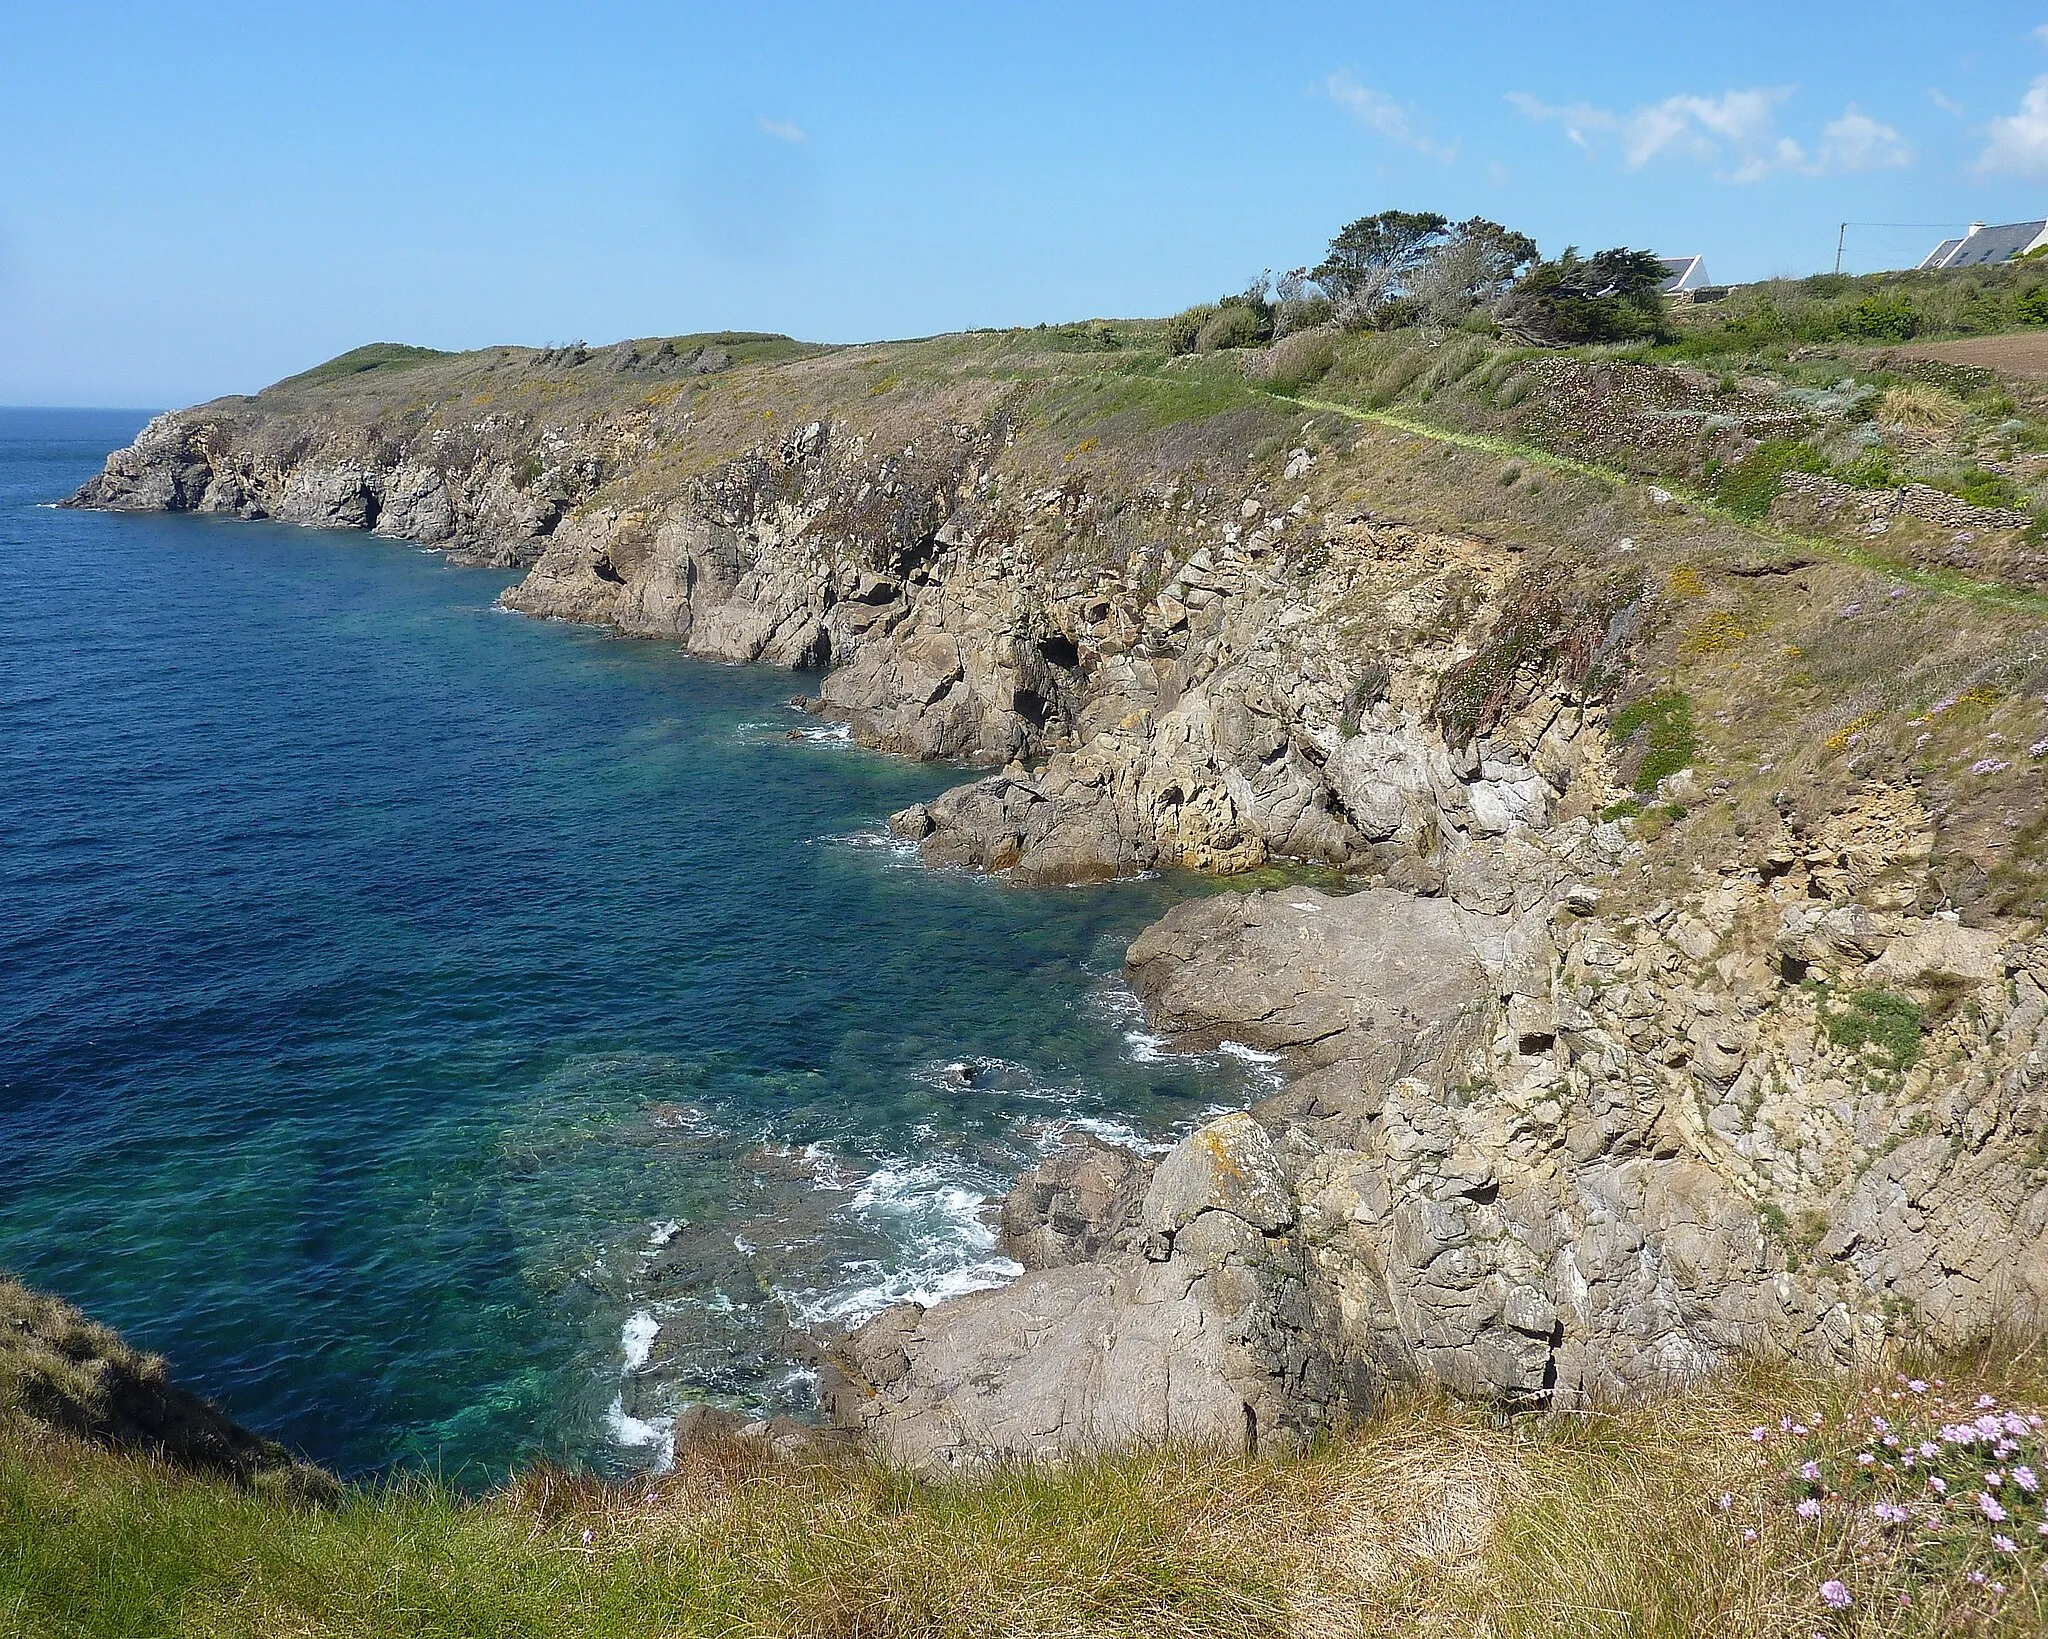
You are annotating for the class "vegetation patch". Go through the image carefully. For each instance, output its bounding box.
[271,343,451,390]
[1610,689,1697,794]
[1819,987,1927,1070]
[1709,440,1831,522]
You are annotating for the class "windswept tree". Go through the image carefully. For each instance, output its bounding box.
[1410,218,1540,328]
[1311,210,1451,327]
[1494,247,1671,346]
[1311,212,1539,331]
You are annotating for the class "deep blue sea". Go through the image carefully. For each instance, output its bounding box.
[0,409,1268,1480]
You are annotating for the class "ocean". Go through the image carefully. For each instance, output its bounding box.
[0,408,1269,1480]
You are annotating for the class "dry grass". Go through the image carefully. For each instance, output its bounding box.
[1877,382,1969,435]
[7,1348,2048,1637]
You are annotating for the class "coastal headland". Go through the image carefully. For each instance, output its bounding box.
[62,302,2048,1470]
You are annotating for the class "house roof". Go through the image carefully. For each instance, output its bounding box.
[1657,254,1711,293]
[1922,221,2048,269]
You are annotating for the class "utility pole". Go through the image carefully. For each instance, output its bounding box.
[1835,222,1847,276]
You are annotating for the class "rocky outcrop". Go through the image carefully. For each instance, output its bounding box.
[824,784,2048,1464]
[818,1112,1345,1466]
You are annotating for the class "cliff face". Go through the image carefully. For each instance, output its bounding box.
[72,328,2048,1466]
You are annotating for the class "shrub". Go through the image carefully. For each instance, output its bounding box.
[1711,440,1830,521]
[1243,328,1336,391]
[1819,986,1925,1069]
[1610,689,1696,793]
[1842,293,1918,342]
[1163,306,1217,357]
[1273,295,1334,338]
[1195,304,1270,353]
[1493,247,1671,346]
[1940,467,2027,509]
[2019,284,2048,325]
[1833,450,1897,489]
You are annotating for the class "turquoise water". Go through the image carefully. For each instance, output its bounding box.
[0,409,1266,1480]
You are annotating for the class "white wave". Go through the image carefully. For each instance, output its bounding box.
[828,825,923,863]
[775,1159,1023,1329]
[620,1309,660,1372]
[736,719,853,748]
[1040,1113,1172,1156]
[1219,1039,1288,1090]
[647,1219,681,1248]
[1124,1027,1172,1064]
[605,1396,676,1471]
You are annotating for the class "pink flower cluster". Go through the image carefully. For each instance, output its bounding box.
[1731,1376,2046,1622]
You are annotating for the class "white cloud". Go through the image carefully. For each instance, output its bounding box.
[1510,87,1908,182]
[1323,72,1458,163]
[2034,22,2048,43]
[1929,88,1966,118]
[757,118,807,143]
[1979,75,2048,173]
[1817,107,1914,172]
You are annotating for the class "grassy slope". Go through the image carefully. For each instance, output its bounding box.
[7,1346,2048,1637]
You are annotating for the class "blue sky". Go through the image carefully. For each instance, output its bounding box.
[12,2,2048,405]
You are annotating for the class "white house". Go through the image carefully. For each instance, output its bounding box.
[1919,220,2048,270]
[1656,255,1714,294]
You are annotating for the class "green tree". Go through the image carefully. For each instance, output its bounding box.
[1494,247,1671,346]
[1312,211,1451,326]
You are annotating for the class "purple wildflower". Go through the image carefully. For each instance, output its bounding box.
[1750,1426,1769,1442]
[1717,1492,1733,1511]
[1742,1527,1758,1543]
[1920,1442,1940,1458]
[1972,758,2010,775]
[1994,1534,2019,1552]
[2016,1466,2038,1494]
[1800,1459,1823,1482]
[1797,1498,1822,1520]
[1979,1492,2009,1522]
[1873,1502,1909,1524]
[1820,1579,1852,1611]
[1977,1394,1999,1409]
[580,1527,594,1544]
[1930,1476,1949,1495]
[1908,1379,1928,1394]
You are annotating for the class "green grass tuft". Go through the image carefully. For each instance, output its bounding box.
[1610,689,1697,794]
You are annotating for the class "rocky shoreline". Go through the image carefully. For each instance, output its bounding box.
[71,346,2048,1469]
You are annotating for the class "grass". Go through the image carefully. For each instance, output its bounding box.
[1609,690,1698,794]
[270,343,452,389]
[1274,390,2048,617]
[7,1348,2048,1638]
[1819,987,1928,1071]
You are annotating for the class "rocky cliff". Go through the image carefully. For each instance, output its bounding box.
[74,327,2048,1468]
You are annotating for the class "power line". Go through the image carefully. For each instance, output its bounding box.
[1835,221,1971,274]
